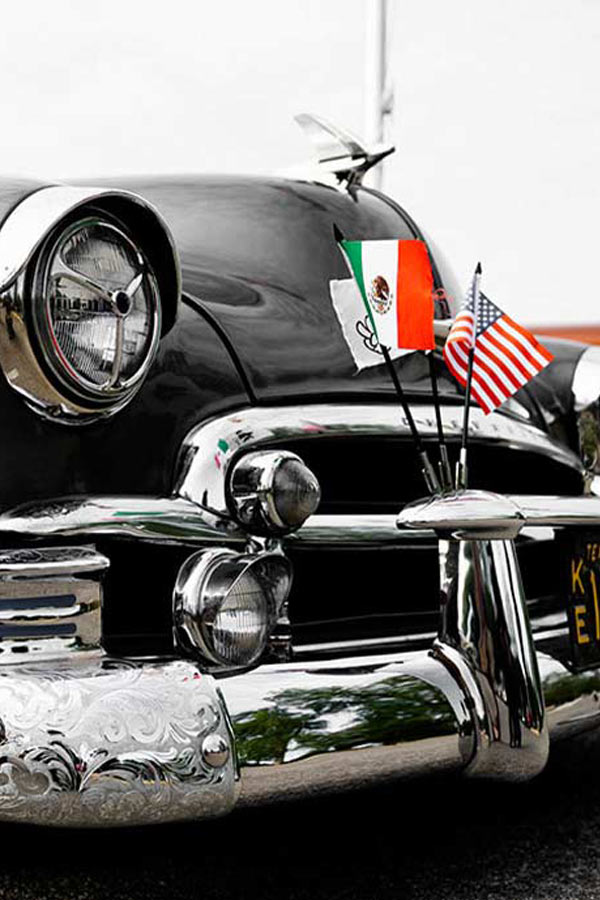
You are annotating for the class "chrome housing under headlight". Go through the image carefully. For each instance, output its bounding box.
[0,185,179,423]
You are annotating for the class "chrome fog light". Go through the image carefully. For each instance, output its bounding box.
[227,450,321,535]
[173,548,292,670]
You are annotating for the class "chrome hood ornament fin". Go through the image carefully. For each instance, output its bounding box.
[294,113,394,189]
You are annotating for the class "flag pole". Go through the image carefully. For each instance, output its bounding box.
[426,350,453,490]
[456,262,481,490]
[381,346,440,494]
[334,225,440,495]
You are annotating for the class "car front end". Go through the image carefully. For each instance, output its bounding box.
[0,173,597,826]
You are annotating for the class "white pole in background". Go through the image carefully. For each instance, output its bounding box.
[364,0,393,191]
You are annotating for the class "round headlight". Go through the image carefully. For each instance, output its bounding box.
[227,450,321,536]
[29,215,161,406]
[173,549,292,670]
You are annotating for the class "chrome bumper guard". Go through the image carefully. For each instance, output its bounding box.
[3,490,600,824]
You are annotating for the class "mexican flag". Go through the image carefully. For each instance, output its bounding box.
[339,239,435,353]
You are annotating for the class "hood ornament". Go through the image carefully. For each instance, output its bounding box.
[294,113,394,190]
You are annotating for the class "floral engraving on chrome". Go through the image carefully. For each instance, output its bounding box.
[0,658,236,826]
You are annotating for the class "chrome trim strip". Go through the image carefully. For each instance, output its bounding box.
[398,491,600,537]
[513,494,600,526]
[2,495,598,547]
[0,546,109,578]
[288,513,432,545]
[294,633,436,655]
[176,403,582,516]
[3,492,600,549]
[294,622,570,659]
[0,496,246,545]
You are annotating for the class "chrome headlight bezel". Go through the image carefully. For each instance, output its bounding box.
[27,212,162,409]
[0,185,180,425]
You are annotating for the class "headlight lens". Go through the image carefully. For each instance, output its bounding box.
[173,549,292,670]
[272,456,321,528]
[31,216,161,404]
[212,566,269,666]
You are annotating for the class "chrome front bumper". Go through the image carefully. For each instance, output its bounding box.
[224,646,600,807]
[0,638,596,828]
[2,486,600,826]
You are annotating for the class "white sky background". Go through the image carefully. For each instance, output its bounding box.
[0,0,597,325]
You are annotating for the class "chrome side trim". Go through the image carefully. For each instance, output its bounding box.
[0,656,238,826]
[2,496,596,547]
[513,494,600,526]
[0,545,108,578]
[176,403,581,516]
[288,513,432,545]
[0,496,246,545]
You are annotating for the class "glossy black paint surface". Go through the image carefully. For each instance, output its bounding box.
[99,176,465,404]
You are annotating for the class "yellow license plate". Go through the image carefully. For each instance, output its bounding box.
[566,536,600,670]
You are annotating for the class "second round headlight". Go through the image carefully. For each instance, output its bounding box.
[173,548,292,670]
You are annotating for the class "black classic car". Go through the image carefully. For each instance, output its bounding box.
[0,117,598,826]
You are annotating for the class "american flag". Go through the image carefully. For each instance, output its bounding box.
[443,272,553,414]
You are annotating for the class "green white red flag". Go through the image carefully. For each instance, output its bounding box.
[337,239,436,364]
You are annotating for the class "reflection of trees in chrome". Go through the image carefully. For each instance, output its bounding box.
[544,671,600,707]
[233,676,456,766]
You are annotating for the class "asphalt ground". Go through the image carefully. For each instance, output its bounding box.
[2,736,600,900]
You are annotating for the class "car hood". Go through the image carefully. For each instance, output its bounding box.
[95,175,463,406]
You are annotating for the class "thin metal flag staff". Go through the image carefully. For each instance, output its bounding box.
[380,345,440,494]
[426,350,453,490]
[456,262,481,489]
[332,227,441,495]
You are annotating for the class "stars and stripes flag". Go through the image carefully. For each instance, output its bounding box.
[443,270,553,414]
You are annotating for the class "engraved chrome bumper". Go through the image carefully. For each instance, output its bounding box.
[0,655,239,827]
